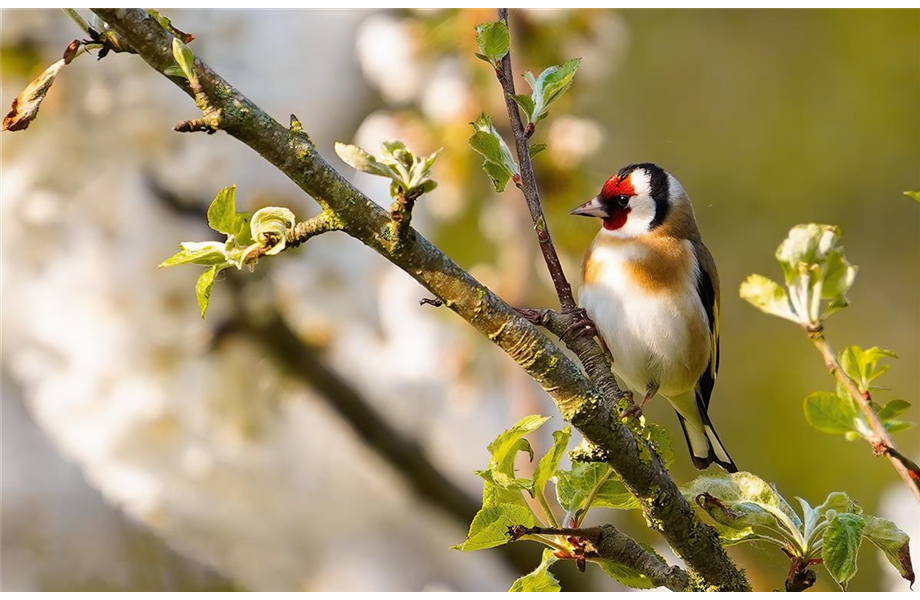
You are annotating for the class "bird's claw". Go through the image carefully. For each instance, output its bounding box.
[562,308,597,341]
[622,404,643,420]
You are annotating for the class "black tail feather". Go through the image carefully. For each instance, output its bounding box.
[677,412,738,473]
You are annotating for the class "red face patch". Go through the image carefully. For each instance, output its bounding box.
[601,174,635,200]
[600,173,634,230]
[603,209,630,230]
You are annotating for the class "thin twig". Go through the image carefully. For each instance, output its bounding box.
[285,211,339,248]
[62,8,93,36]
[807,328,920,505]
[509,524,690,591]
[494,9,627,410]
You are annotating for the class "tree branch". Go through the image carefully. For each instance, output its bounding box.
[87,9,749,590]
[285,211,339,248]
[807,328,920,504]
[510,524,690,591]
[494,8,626,411]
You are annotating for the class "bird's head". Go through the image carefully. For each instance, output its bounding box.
[571,163,679,238]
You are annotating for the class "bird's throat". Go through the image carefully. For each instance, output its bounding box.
[603,208,630,231]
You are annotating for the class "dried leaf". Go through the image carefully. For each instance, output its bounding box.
[3,59,66,132]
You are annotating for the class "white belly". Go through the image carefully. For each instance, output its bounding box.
[579,241,709,397]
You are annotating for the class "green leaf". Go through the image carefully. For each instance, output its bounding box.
[481,160,513,193]
[556,462,638,512]
[195,264,226,319]
[509,549,560,592]
[171,37,197,85]
[822,512,866,590]
[878,399,911,421]
[479,469,532,507]
[469,113,519,193]
[477,415,549,505]
[148,9,194,43]
[528,143,547,159]
[838,345,897,393]
[815,491,861,519]
[453,503,536,551]
[819,249,857,316]
[682,471,802,541]
[158,241,227,268]
[797,496,819,539]
[163,65,187,78]
[803,391,861,436]
[511,94,535,119]
[474,21,510,65]
[468,129,511,170]
[533,427,570,498]
[594,556,656,589]
[904,191,920,203]
[249,206,295,257]
[530,58,581,122]
[884,420,915,434]
[334,142,399,180]
[739,274,798,322]
[408,148,441,190]
[487,415,548,471]
[863,515,915,586]
[207,185,251,244]
[415,179,438,195]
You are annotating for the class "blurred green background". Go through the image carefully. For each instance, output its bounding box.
[2,8,917,592]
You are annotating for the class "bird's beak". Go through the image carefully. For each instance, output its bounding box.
[570,196,609,218]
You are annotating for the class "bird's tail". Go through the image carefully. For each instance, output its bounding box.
[677,412,737,473]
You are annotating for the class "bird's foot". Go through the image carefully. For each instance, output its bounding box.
[515,307,547,325]
[622,387,656,420]
[560,307,597,341]
[622,404,643,420]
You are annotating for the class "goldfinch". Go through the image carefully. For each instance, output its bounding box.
[571,163,737,472]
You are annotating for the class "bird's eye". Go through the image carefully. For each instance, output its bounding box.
[616,195,630,207]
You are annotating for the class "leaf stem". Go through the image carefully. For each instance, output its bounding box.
[536,487,560,528]
[575,466,614,527]
[521,533,569,554]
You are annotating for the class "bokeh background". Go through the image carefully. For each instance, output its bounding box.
[1,8,917,592]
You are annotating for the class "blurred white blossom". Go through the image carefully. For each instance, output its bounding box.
[547,115,606,168]
[356,14,426,104]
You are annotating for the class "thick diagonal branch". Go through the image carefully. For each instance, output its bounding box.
[808,329,920,504]
[89,9,749,590]
[510,524,689,591]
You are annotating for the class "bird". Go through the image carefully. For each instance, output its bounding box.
[571,163,737,472]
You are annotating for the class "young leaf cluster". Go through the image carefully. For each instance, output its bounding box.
[684,471,914,590]
[740,224,856,328]
[512,59,581,128]
[334,140,440,201]
[454,415,672,591]
[158,186,295,317]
